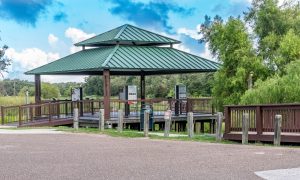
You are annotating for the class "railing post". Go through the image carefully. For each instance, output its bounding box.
[216,112,223,142]
[91,101,94,115]
[187,112,194,138]
[18,106,22,126]
[65,102,68,116]
[99,109,105,131]
[144,110,149,137]
[274,114,282,146]
[224,106,231,134]
[30,107,33,121]
[256,106,262,136]
[57,102,60,118]
[242,113,249,145]
[1,106,4,125]
[164,110,172,137]
[73,108,79,130]
[48,103,52,122]
[118,109,123,132]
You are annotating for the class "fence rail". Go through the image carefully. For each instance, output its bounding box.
[0,97,213,126]
[224,104,300,136]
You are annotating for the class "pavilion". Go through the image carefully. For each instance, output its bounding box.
[26,24,220,120]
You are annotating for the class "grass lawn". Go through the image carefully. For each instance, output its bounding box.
[55,126,236,143]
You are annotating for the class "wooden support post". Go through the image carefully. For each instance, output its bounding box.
[34,74,41,116]
[30,107,33,121]
[140,72,145,107]
[91,101,94,115]
[18,106,22,126]
[144,110,149,137]
[103,70,111,120]
[73,108,79,130]
[164,110,172,137]
[195,122,200,134]
[48,103,52,122]
[1,106,4,125]
[200,122,204,133]
[274,114,282,146]
[187,112,194,138]
[57,102,60,118]
[216,112,223,142]
[65,102,68,116]
[256,106,262,136]
[224,106,231,134]
[242,113,249,145]
[118,110,123,132]
[99,109,105,131]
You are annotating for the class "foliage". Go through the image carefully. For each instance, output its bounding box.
[200,17,265,110]
[241,60,300,104]
[53,82,81,97]
[199,0,300,108]
[0,45,11,78]
[18,86,35,96]
[0,79,33,96]
[244,0,300,73]
[83,74,214,98]
[41,83,60,99]
[83,76,103,96]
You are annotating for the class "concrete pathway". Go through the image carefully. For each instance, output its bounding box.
[0,132,299,179]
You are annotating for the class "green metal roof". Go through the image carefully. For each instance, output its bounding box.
[75,24,180,47]
[25,45,220,76]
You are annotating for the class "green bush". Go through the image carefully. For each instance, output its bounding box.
[240,60,300,104]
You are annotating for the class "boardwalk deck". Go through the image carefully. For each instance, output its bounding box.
[1,98,217,133]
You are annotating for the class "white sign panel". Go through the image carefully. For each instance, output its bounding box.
[178,85,187,99]
[128,85,137,101]
[71,88,81,101]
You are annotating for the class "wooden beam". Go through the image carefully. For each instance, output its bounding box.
[35,74,42,117]
[140,72,145,107]
[103,70,111,120]
[35,74,41,103]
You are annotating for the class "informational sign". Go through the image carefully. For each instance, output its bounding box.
[127,85,137,101]
[175,85,187,99]
[178,85,187,99]
[71,88,81,101]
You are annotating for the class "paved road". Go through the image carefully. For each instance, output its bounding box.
[0,133,299,180]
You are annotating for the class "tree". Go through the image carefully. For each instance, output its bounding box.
[199,16,265,110]
[41,83,60,99]
[0,44,11,78]
[244,0,300,73]
[241,60,300,104]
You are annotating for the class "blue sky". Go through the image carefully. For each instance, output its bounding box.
[0,0,251,82]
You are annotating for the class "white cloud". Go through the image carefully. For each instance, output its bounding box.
[199,43,216,61]
[4,48,86,83]
[65,27,95,53]
[48,34,58,46]
[177,26,202,40]
[6,48,59,71]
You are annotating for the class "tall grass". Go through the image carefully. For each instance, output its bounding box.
[0,96,35,106]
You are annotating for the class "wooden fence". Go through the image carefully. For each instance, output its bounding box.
[0,98,214,127]
[224,104,300,142]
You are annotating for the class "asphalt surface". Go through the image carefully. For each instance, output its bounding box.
[0,133,300,180]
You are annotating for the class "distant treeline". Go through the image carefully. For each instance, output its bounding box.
[0,73,214,99]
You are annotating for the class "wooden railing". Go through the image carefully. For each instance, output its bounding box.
[224,104,300,135]
[0,98,213,126]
